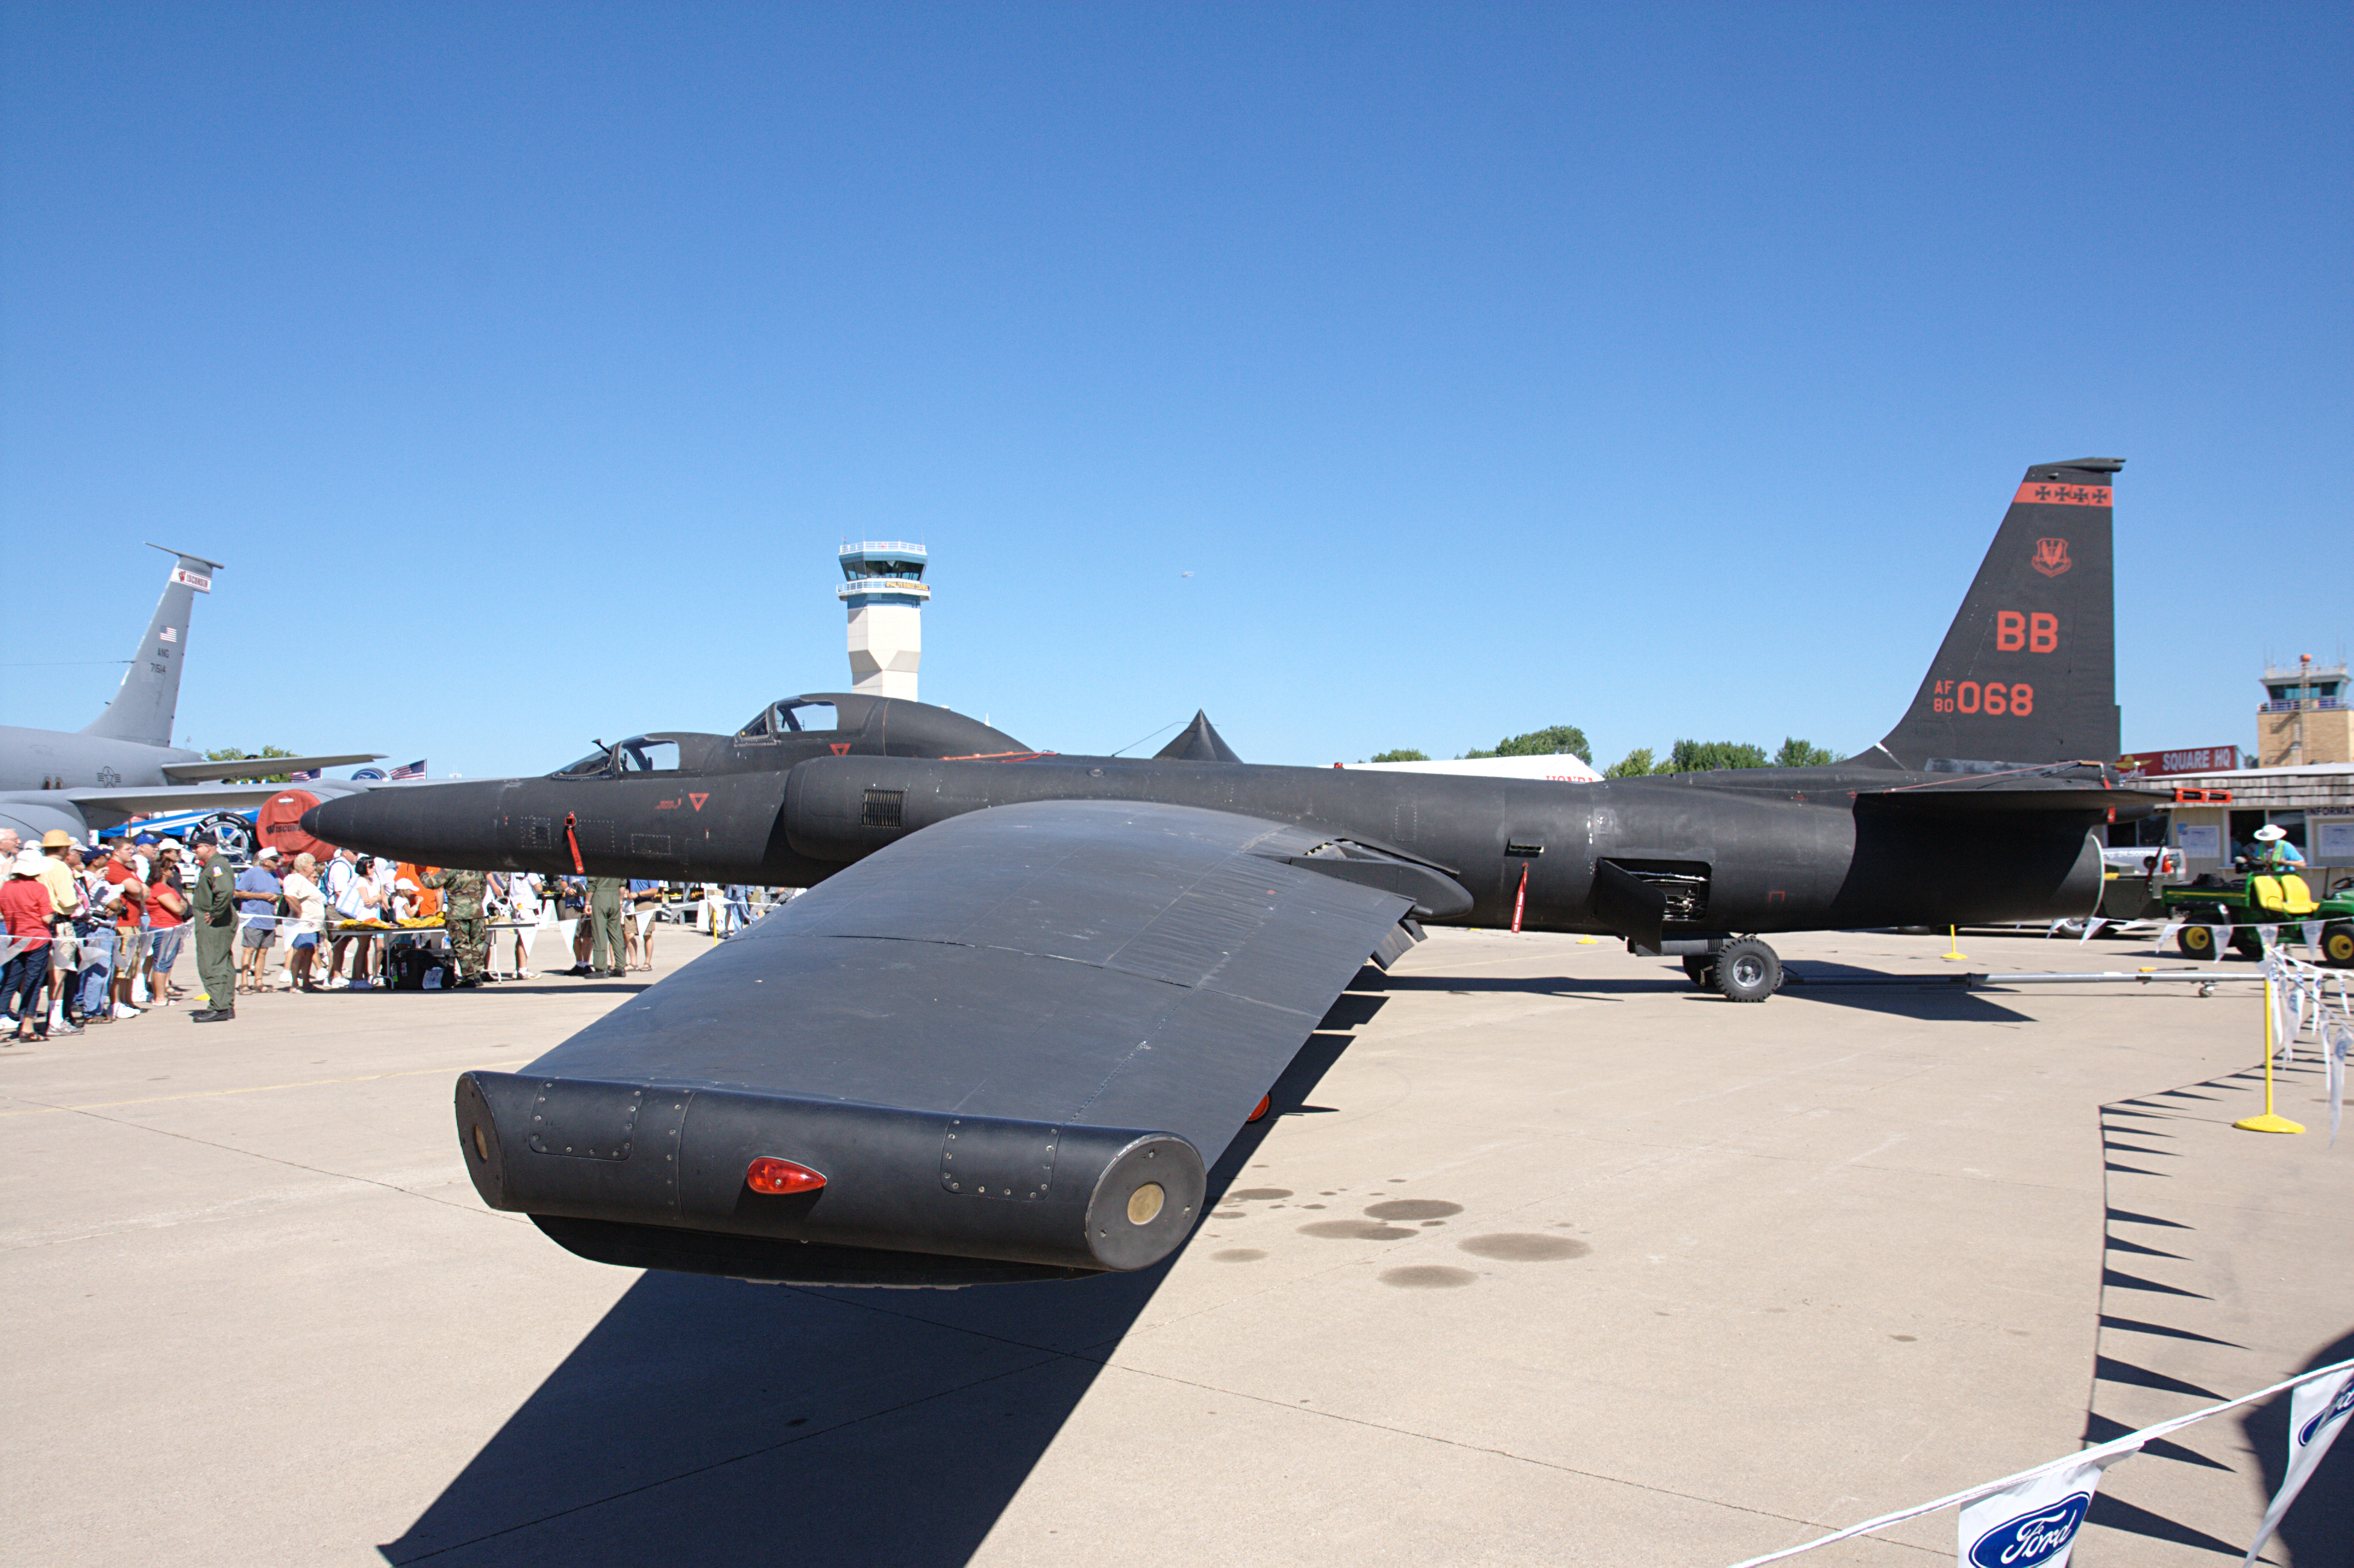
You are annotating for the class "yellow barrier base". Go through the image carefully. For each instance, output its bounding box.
[1939,924,1969,962]
[2236,974,2304,1133]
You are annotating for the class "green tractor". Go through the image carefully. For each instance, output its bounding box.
[2163,864,2354,965]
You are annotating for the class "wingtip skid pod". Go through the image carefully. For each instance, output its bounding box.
[455,1071,1207,1286]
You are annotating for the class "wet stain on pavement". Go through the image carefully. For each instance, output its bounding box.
[1227,1188,1293,1201]
[1299,1220,1418,1241]
[1364,1199,1463,1221]
[1381,1265,1477,1289]
[1458,1233,1592,1261]
[1213,1249,1268,1262]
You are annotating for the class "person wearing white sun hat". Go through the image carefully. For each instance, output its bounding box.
[2251,823,2306,870]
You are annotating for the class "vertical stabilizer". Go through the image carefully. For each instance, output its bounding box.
[81,546,222,747]
[1859,460,2121,771]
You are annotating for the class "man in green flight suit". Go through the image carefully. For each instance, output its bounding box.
[424,865,489,987]
[187,834,240,1023]
[585,874,626,978]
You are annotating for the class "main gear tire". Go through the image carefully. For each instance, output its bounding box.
[1713,938,1780,1003]
[199,812,254,859]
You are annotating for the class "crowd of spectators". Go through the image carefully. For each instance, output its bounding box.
[1,823,770,1041]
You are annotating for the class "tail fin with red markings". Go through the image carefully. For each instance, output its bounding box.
[1855,459,2122,772]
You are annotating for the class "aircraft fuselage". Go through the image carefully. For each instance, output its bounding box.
[0,724,199,793]
[315,750,2129,943]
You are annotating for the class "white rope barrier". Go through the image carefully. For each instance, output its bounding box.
[1723,1357,2354,1567]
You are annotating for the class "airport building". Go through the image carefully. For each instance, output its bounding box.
[838,541,928,700]
[2256,654,2349,767]
[2118,654,2354,888]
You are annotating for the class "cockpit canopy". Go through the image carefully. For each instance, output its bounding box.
[735,699,840,738]
[550,736,688,778]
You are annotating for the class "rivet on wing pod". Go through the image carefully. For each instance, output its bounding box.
[745,1156,827,1195]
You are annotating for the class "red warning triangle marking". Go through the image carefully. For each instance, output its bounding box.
[688,792,709,811]
[830,743,851,756]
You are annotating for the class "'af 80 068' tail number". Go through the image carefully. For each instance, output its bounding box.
[1931,680,2033,716]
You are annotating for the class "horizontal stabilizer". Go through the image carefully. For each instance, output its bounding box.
[159,753,385,783]
[1857,772,2172,818]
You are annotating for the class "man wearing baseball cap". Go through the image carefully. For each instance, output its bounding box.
[234,848,284,996]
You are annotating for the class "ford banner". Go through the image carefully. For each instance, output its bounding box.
[1957,1452,2129,1568]
[2244,1365,2354,1564]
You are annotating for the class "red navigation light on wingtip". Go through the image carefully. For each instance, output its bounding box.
[745,1157,827,1195]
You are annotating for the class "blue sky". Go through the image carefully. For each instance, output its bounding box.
[5,2,2347,774]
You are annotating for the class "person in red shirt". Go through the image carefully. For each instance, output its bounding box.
[99,841,149,1014]
[145,842,191,1005]
[2,851,58,1041]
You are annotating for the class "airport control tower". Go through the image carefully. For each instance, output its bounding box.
[839,541,929,699]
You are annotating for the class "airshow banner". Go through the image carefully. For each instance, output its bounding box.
[1956,1452,2130,1568]
[1720,1358,2354,1568]
[2327,1017,2349,1144]
[2243,1366,2354,1565]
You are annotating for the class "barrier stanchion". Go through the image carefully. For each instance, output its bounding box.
[2236,959,2306,1134]
[1941,924,1968,962]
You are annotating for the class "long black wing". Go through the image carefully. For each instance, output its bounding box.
[456,800,1415,1283]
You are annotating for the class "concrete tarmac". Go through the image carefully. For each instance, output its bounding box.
[3,923,2347,1566]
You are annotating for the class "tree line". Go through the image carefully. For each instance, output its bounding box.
[1369,726,1840,774]
[202,744,300,783]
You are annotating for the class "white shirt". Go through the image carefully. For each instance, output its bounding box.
[281,871,325,927]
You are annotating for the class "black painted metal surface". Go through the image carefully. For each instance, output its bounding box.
[460,801,1413,1279]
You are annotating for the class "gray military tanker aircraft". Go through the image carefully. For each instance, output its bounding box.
[0,546,382,846]
[309,457,2173,1288]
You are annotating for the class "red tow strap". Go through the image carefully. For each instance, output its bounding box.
[1510,861,1529,934]
[564,812,584,873]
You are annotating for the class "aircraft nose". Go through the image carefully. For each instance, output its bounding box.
[303,783,503,867]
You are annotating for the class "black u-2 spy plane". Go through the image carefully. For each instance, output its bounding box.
[310,457,2169,1288]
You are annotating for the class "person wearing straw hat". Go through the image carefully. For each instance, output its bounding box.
[36,832,84,1033]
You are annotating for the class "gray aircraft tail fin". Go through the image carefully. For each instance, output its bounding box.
[1154,711,1243,764]
[80,545,222,748]
[1856,459,2122,772]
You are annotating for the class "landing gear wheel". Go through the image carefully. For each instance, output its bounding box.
[1713,938,1780,1003]
[1681,955,1718,989]
[2176,923,2217,961]
[199,811,254,859]
[2321,922,2354,969]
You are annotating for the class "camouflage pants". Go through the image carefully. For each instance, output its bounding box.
[445,917,486,980]
[589,904,626,971]
[195,921,237,1012]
